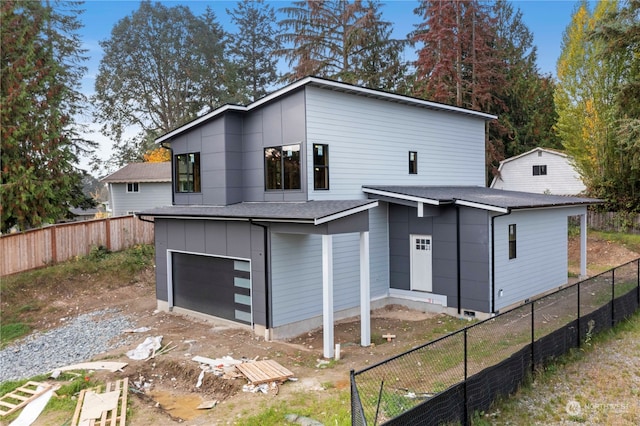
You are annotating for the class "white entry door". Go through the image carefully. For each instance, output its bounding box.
[410,234,433,292]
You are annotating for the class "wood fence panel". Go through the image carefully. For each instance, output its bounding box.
[1,216,154,277]
[587,211,640,234]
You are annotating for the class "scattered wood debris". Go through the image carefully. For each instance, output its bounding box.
[71,378,128,426]
[235,360,294,385]
[196,400,218,410]
[0,381,53,417]
[52,361,128,374]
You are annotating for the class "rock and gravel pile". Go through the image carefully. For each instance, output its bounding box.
[0,308,134,383]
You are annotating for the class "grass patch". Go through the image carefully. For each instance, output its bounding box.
[0,244,154,346]
[590,230,640,254]
[233,389,351,426]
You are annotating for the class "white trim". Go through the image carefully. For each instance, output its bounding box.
[417,202,424,217]
[314,201,379,225]
[156,76,496,144]
[580,214,587,278]
[362,188,442,205]
[166,249,253,326]
[454,200,510,213]
[322,234,334,359]
[360,231,371,347]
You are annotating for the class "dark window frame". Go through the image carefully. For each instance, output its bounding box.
[126,182,139,193]
[533,165,547,176]
[264,144,301,191]
[175,152,201,193]
[313,144,329,190]
[409,151,418,174]
[508,224,517,259]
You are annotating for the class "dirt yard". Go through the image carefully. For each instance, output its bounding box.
[4,234,639,425]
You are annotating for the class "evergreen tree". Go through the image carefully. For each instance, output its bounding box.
[277,0,407,87]
[93,1,230,166]
[1,0,95,233]
[227,0,281,103]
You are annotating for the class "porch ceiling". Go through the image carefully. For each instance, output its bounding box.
[363,186,601,212]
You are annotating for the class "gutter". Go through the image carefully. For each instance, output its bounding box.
[490,209,512,313]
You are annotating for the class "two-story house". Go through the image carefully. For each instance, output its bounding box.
[139,77,597,358]
[490,147,587,195]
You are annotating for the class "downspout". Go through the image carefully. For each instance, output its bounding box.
[160,142,174,205]
[456,206,461,315]
[250,219,271,333]
[491,210,511,314]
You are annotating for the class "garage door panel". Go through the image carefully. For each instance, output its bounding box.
[172,253,251,325]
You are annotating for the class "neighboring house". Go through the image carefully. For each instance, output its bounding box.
[138,77,598,358]
[67,206,105,222]
[102,162,172,217]
[490,147,586,195]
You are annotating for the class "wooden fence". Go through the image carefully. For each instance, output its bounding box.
[0,215,154,277]
[588,211,640,234]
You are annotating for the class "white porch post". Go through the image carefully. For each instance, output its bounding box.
[322,234,334,359]
[360,231,371,347]
[580,213,587,279]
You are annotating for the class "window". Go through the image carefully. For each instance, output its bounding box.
[409,151,418,174]
[126,183,139,193]
[313,144,329,190]
[175,153,201,193]
[265,144,300,190]
[533,165,547,176]
[508,224,517,259]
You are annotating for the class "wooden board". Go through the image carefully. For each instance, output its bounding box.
[71,378,128,426]
[0,381,52,416]
[235,360,294,385]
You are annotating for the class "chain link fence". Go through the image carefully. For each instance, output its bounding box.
[351,258,640,425]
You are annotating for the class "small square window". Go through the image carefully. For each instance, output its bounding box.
[126,183,139,193]
[533,165,547,176]
[409,151,418,174]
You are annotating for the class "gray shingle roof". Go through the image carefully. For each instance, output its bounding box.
[138,200,378,225]
[363,186,600,212]
[101,162,171,183]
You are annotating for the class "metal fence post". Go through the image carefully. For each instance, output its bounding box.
[463,328,468,426]
[611,268,616,327]
[577,281,581,348]
[531,302,535,374]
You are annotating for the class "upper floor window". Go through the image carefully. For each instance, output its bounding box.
[533,165,547,176]
[126,183,139,193]
[409,151,418,174]
[265,144,300,190]
[508,224,517,259]
[175,153,201,193]
[313,144,329,190]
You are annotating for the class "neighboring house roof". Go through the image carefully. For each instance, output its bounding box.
[363,186,600,213]
[138,200,379,225]
[156,76,497,144]
[101,162,171,183]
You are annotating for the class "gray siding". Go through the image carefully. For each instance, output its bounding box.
[154,218,267,326]
[305,86,486,200]
[493,206,586,311]
[242,90,308,202]
[270,205,388,327]
[388,204,490,312]
[109,182,171,216]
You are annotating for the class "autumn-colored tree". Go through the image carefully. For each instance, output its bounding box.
[555,1,626,206]
[143,147,171,163]
[1,0,95,232]
[277,0,407,87]
[412,0,505,179]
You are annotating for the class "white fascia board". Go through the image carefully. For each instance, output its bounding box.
[362,188,442,206]
[314,201,379,225]
[455,199,509,213]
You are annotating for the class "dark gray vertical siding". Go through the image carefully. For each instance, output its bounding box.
[388,204,490,312]
[458,208,490,312]
[154,218,268,327]
[224,114,244,205]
